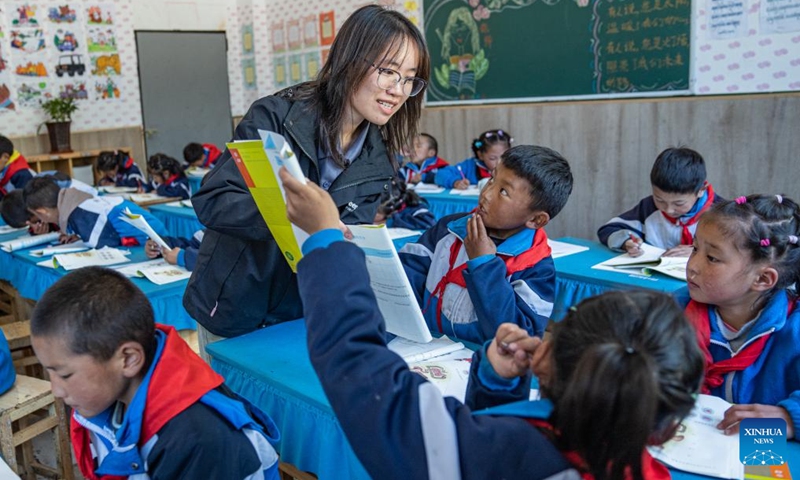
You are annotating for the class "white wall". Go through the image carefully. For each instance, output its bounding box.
[132,0,228,31]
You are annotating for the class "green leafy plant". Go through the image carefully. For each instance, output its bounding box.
[40,97,78,122]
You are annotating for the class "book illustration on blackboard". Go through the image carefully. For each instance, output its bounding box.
[434,7,489,96]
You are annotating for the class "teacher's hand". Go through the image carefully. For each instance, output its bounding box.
[280,167,340,235]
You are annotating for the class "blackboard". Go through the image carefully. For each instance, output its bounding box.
[423,0,691,104]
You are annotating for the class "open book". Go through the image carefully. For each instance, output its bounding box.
[0,232,60,252]
[118,208,169,249]
[53,247,131,271]
[593,243,688,281]
[409,350,474,402]
[98,186,138,194]
[388,335,466,363]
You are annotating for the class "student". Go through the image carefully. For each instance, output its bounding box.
[0,330,15,396]
[183,142,222,169]
[185,5,430,353]
[435,129,513,190]
[145,229,204,271]
[373,177,435,230]
[678,194,800,438]
[0,135,35,200]
[95,150,145,190]
[30,267,280,479]
[1,171,95,231]
[399,133,449,184]
[598,147,724,257]
[400,145,573,343]
[279,166,704,480]
[145,153,191,200]
[24,176,168,248]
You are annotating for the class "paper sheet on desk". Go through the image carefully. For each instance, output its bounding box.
[410,184,445,194]
[54,247,131,270]
[547,240,589,259]
[448,186,480,196]
[127,193,164,204]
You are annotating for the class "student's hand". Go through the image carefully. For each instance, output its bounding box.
[28,220,50,235]
[145,239,162,259]
[338,220,353,240]
[410,173,422,184]
[487,323,542,379]
[59,233,79,244]
[162,247,180,265]
[136,185,146,194]
[453,179,470,190]
[718,404,794,438]
[663,245,693,257]
[624,236,644,257]
[530,338,553,388]
[280,167,340,235]
[464,213,496,259]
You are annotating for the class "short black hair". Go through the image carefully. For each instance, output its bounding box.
[650,147,707,194]
[23,176,60,210]
[0,135,13,157]
[500,145,573,219]
[183,143,204,164]
[0,190,30,227]
[96,150,126,172]
[148,153,185,177]
[31,267,157,365]
[419,133,438,155]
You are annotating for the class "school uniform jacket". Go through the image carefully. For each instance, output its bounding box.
[597,188,724,250]
[164,230,204,271]
[400,156,449,184]
[388,203,436,231]
[677,289,800,438]
[62,192,168,248]
[0,151,35,198]
[145,175,191,200]
[201,143,222,168]
[399,213,556,344]
[115,156,146,189]
[435,157,491,189]
[70,325,280,480]
[185,84,395,337]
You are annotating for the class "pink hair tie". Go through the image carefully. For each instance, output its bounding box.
[760,238,771,247]
[735,196,747,205]
[776,194,783,204]
[789,235,799,245]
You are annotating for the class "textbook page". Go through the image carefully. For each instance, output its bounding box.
[227,130,309,272]
[118,208,169,249]
[113,259,168,277]
[409,350,474,402]
[648,394,743,479]
[30,241,90,257]
[643,256,689,281]
[54,248,131,271]
[349,224,432,343]
[98,186,137,194]
[127,193,164,203]
[0,232,60,252]
[547,240,590,259]
[388,335,466,363]
[137,263,191,285]
[603,243,666,267]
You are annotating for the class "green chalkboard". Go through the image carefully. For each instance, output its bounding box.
[423,0,691,104]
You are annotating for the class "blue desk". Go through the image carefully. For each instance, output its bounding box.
[417,189,478,219]
[188,175,203,195]
[148,203,204,239]
[551,237,687,321]
[0,237,195,330]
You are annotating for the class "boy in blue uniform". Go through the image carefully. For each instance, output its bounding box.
[145,229,204,271]
[24,176,168,248]
[399,133,449,185]
[400,145,573,343]
[597,147,724,257]
[1,172,96,233]
[96,150,145,189]
[30,266,280,479]
[0,135,35,200]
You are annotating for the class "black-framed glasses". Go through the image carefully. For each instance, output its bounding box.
[369,63,426,97]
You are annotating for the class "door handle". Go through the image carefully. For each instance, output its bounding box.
[144,128,158,138]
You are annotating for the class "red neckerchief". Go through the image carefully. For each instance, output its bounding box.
[163,173,181,186]
[684,298,793,394]
[426,224,551,333]
[122,155,135,170]
[120,237,140,247]
[71,324,224,480]
[202,143,222,168]
[660,184,716,245]
[0,151,31,193]
[419,157,449,174]
[476,162,492,179]
[526,419,671,480]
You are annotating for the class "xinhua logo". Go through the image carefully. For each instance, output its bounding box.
[739,418,787,465]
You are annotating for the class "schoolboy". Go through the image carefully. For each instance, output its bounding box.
[183,142,222,169]
[0,135,35,200]
[24,176,168,248]
[598,147,724,257]
[399,145,573,343]
[95,150,145,189]
[30,267,280,479]
[399,133,449,184]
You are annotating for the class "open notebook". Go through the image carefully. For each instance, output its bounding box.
[593,243,688,281]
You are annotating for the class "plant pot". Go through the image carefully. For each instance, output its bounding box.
[46,121,72,153]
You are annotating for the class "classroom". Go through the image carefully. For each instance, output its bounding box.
[0,0,798,478]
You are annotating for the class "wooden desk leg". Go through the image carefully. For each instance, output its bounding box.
[0,413,17,474]
[53,400,74,480]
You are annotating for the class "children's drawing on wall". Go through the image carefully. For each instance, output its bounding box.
[10,29,45,53]
[433,7,489,96]
[319,11,335,46]
[56,80,89,100]
[94,77,119,100]
[55,53,85,77]
[86,4,113,25]
[302,15,317,48]
[86,26,116,53]
[90,53,120,75]
[242,57,256,90]
[273,55,287,89]
[0,82,15,111]
[241,24,253,54]
[11,3,39,27]
[15,81,48,107]
[14,59,46,76]
[54,29,80,52]
[304,51,320,80]
[271,22,286,53]
[287,19,301,51]
[48,4,77,23]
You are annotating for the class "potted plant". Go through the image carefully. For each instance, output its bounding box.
[40,97,78,153]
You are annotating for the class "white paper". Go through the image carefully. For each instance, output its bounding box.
[603,243,666,267]
[387,228,422,240]
[388,336,466,363]
[36,258,58,269]
[708,0,748,39]
[98,186,138,194]
[410,184,445,194]
[30,241,90,257]
[137,263,191,285]
[180,199,193,208]
[761,0,800,33]
[112,259,170,277]
[186,167,210,178]
[54,248,131,271]
[449,186,481,196]
[165,201,184,207]
[547,240,590,259]
[349,224,432,343]
[648,395,743,479]
[0,232,60,252]
[118,208,170,249]
[127,193,165,204]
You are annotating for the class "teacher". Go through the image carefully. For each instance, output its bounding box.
[184,5,430,357]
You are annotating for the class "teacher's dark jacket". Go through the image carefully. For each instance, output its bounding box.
[184,85,395,337]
